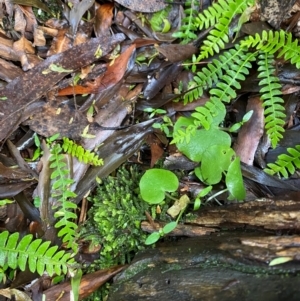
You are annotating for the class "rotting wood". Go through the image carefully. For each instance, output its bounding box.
[107,234,300,301]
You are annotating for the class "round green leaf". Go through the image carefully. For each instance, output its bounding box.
[145,232,161,245]
[139,169,179,204]
[177,128,231,162]
[226,157,246,200]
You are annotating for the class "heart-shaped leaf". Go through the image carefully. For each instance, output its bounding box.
[177,128,231,162]
[197,145,235,184]
[139,169,179,204]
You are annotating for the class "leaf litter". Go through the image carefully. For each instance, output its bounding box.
[1,0,300,299]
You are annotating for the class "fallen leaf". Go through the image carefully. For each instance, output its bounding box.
[43,265,126,301]
[0,34,126,141]
[94,3,114,37]
[234,96,264,165]
[58,44,136,95]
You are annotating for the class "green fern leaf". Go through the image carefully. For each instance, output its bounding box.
[62,138,103,166]
[242,30,300,68]
[185,44,256,104]
[257,52,285,148]
[197,0,255,61]
[0,231,75,276]
[264,145,300,178]
[172,0,198,44]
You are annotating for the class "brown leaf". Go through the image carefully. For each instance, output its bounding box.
[13,5,26,34]
[13,36,36,70]
[0,34,126,141]
[58,43,136,95]
[63,0,95,36]
[156,43,197,63]
[0,57,23,82]
[150,142,164,167]
[234,96,264,165]
[94,3,114,37]
[43,266,126,301]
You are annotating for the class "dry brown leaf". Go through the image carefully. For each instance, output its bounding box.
[14,5,26,34]
[0,37,19,61]
[94,3,114,37]
[0,57,23,82]
[58,44,136,95]
[43,266,126,301]
[47,28,72,55]
[33,27,46,46]
[13,36,35,70]
[234,96,264,165]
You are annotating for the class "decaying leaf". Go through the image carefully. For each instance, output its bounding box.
[63,0,95,36]
[0,34,126,141]
[58,43,136,95]
[234,97,264,165]
[167,194,190,218]
[94,3,114,37]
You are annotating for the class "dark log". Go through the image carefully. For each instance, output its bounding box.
[107,234,300,301]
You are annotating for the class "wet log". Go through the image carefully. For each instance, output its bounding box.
[107,234,300,301]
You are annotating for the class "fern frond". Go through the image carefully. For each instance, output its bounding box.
[241,30,300,68]
[197,0,255,61]
[264,145,300,178]
[172,0,198,44]
[257,52,285,148]
[50,144,78,249]
[62,137,103,166]
[184,44,257,104]
[0,231,75,276]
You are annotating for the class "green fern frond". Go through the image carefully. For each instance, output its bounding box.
[257,52,285,148]
[197,0,255,61]
[50,144,78,249]
[195,0,228,30]
[264,145,300,178]
[241,30,300,68]
[172,0,198,44]
[0,231,75,276]
[62,137,103,166]
[184,44,256,104]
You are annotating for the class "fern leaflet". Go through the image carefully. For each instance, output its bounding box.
[0,231,75,276]
[50,144,78,250]
[62,137,103,166]
[257,52,285,148]
[264,145,300,178]
[241,30,300,68]
[172,0,198,44]
[197,0,255,61]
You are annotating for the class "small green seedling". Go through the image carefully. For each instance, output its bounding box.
[144,108,167,118]
[229,110,253,132]
[31,133,60,161]
[145,221,177,245]
[153,115,173,137]
[140,169,189,245]
[193,185,212,210]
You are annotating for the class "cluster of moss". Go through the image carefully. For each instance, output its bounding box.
[83,165,164,269]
